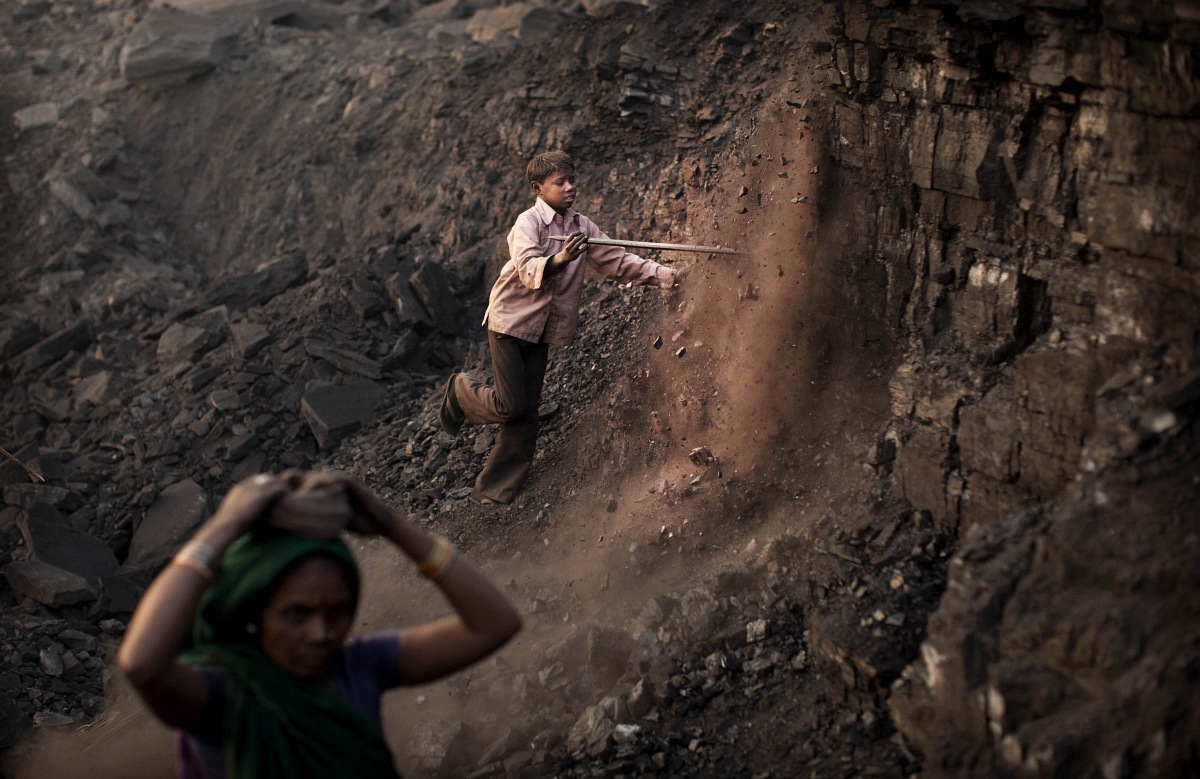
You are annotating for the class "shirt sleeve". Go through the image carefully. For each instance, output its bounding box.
[506,210,550,290]
[342,632,403,692]
[579,217,676,289]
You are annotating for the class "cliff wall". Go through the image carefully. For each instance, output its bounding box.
[819,1,1199,774]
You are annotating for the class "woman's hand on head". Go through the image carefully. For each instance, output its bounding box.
[202,473,290,544]
[264,470,361,539]
[334,473,402,536]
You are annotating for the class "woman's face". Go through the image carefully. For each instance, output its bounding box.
[259,556,356,680]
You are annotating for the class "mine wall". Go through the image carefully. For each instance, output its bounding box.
[818,1,1199,775]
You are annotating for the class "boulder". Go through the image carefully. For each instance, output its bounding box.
[385,273,433,328]
[408,261,460,335]
[566,704,615,757]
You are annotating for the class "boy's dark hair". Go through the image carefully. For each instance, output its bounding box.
[526,151,575,184]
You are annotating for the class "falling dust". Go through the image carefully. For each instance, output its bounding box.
[603,95,888,542]
[667,102,829,480]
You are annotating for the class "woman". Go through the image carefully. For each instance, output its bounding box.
[117,471,522,779]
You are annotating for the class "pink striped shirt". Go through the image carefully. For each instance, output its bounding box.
[483,198,675,346]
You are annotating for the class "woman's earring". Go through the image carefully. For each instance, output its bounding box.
[245,623,258,635]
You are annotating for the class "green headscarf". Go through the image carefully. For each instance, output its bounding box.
[184,528,402,779]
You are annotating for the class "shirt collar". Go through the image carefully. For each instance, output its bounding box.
[534,197,576,225]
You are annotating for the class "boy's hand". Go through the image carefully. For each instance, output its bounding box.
[548,232,588,274]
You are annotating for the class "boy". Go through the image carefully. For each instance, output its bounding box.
[439,151,679,505]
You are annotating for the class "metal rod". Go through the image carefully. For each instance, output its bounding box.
[0,445,45,483]
[548,235,746,255]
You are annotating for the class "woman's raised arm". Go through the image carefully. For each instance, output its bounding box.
[116,474,288,727]
[340,476,522,685]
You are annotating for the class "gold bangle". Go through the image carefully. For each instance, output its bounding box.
[418,535,456,581]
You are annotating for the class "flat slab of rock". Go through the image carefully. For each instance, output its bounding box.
[304,340,383,380]
[126,479,210,570]
[301,379,386,448]
[13,102,60,132]
[73,370,117,409]
[13,322,92,375]
[230,322,271,358]
[17,503,118,587]
[5,560,97,608]
[3,483,83,513]
[201,253,309,311]
[156,306,229,368]
[120,6,239,89]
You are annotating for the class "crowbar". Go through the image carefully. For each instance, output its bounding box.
[549,235,746,255]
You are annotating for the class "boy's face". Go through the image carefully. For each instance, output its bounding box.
[532,169,576,212]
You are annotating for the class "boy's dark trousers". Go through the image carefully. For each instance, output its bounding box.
[453,330,549,504]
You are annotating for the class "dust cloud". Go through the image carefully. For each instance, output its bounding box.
[474,94,891,669]
[622,96,880,525]
[6,698,175,779]
[674,101,828,476]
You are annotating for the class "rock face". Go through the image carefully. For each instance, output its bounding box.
[817,1,1200,774]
